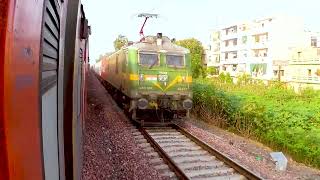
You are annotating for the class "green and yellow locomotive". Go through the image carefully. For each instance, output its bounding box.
[100,33,192,123]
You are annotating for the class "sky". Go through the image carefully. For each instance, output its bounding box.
[82,0,320,62]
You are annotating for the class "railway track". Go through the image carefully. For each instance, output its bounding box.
[131,123,262,180]
[97,74,262,179]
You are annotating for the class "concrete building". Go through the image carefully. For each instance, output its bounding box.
[286,47,320,91]
[207,15,309,80]
[207,31,220,70]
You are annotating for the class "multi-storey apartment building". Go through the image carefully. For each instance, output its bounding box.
[207,31,220,69]
[286,47,320,91]
[207,16,309,80]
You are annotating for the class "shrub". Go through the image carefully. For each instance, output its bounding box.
[192,79,320,168]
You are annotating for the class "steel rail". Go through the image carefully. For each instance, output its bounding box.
[139,127,189,180]
[171,123,262,180]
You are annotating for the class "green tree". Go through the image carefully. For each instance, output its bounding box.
[207,67,218,75]
[113,35,128,51]
[176,38,205,78]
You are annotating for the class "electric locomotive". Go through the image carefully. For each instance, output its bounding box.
[100,33,193,123]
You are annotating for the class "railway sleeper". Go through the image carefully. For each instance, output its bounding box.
[146,151,160,158]
[163,146,203,152]
[167,150,209,157]
[153,164,171,171]
[172,155,216,163]
[156,141,197,148]
[137,142,152,148]
[160,171,178,179]
[145,132,182,136]
[149,135,187,140]
[154,139,192,144]
[146,128,176,132]
[192,174,246,180]
[184,167,235,179]
[179,161,225,170]
[149,158,165,165]
[142,147,155,153]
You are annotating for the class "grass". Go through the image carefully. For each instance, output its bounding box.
[192,77,320,168]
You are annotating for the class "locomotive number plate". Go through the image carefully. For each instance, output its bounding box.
[158,74,168,82]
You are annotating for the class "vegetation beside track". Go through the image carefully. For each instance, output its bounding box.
[192,75,320,168]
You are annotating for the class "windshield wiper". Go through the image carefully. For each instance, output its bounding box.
[149,58,158,69]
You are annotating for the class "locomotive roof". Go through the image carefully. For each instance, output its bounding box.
[126,36,190,54]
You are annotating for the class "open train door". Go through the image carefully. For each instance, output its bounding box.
[39,0,64,179]
[41,0,90,179]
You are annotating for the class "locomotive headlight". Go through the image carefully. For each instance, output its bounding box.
[182,99,193,110]
[137,98,148,109]
[139,74,144,81]
[158,74,168,82]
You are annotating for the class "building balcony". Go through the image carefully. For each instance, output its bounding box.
[290,76,320,84]
[220,45,238,52]
[249,26,270,35]
[207,61,221,67]
[220,58,246,64]
[289,58,320,65]
[250,57,271,63]
[220,33,239,41]
[250,42,269,49]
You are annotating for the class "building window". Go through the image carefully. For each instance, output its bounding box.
[280,70,284,76]
[297,51,302,59]
[232,65,237,71]
[222,66,226,71]
[233,39,237,46]
[216,56,220,62]
[311,37,317,47]
[242,36,247,44]
[255,36,260,43]
[232,52,237,59]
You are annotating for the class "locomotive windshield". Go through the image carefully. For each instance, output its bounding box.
[139,52,159,67]
[166,54,184,67]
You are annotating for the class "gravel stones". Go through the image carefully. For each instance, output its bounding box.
[176,119,320,180]
[82,72,164,180]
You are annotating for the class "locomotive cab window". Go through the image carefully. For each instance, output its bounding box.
[139,52,159,67]
[166,54,185,67]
